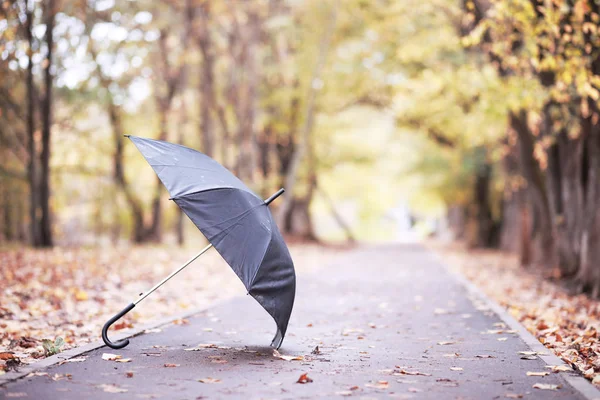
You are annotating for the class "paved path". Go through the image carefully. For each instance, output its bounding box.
[0,244,591,399]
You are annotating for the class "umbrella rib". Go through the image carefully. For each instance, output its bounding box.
[247,229,275,288]
[170,186,256,202]
[149,164,221,173]
[203,203,265,232]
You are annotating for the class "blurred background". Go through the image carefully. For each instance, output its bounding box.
[1,0,600,296]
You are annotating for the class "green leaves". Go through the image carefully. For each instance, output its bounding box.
[42,337,64,356]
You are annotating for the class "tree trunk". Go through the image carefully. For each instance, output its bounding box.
[39,0,55,247]
[575,100,600,295]
[25,2,41,246]
[236,9,260,182]
[509,110,555,266]
[277,4,337,227]
[109,103,148,243]
[197,2,215,158]
[468,154,499,248]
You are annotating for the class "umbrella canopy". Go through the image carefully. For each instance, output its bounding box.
[127,135,296,348]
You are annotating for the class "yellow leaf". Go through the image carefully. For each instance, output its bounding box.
[75,290,88,301]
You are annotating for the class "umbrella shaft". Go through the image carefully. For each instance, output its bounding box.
[133,243,214,305]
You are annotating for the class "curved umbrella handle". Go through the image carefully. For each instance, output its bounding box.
[102,303,136,349]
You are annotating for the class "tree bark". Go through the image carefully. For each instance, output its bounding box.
[576,101,600,295]
[39,0,55,247]
[509,110,555,266]
[197,2,215,158]
[25,1,41,246]
[469,155,499,248]
[109,103,147,243]
[235,8,260,182]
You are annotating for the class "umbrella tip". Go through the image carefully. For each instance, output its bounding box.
[264,188,285,206]
[123,134,131,138]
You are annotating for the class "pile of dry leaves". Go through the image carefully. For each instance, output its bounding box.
[430,240,600,386]
[0,242,347,371]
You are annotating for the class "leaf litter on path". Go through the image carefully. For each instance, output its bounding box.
[533,383,561,390]
[198,377,221,384]
[273,349,304,361]
[97,384,128,393]
[526,371,549,377]
[393,368,431,376]
[296,373,313,384]
[365,380,389,389]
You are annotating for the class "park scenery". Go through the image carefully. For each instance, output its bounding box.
[1,0,600,399]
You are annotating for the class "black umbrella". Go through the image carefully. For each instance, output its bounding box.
[102,136,296,350]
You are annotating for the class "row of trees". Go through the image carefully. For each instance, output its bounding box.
[4,0,598,296]
[396,0,600,296]
[1,0,395,247]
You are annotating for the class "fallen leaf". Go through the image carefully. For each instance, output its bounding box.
[532,383,561,390]
[0,352,16,360]
[126,371,134,378]
[545,365,572,372]
[436,378,459,387]
[97,384,128,393]
[74,290,88,301]
[16,337,37,349]
[365,380,389,389]
[296,373,313,384]
[58,357,86,365]
[520,356,537,360]
[25,372,48,378]
[6,393,28,398]
[113,321,133,330]
[518,351,537,356]
[101,353,122,361]
[497,338,508,341]
[185,344,217,351]
[394,369,431,376]
[273,349,304,361]
[437,341,456,345]
[475,354,494,358]
[311,346,321,355]
[198,378,221,384]
[408,387,422,393]
[164,363,180,368]
[144,328,162,334]
[450,367,463,371]
[505,394,523,399]
[335,391,353,396]
[51,373,72,381]
[527,371,549,377]
[115,358,132,363]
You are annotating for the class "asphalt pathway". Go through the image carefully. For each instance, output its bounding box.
[0,244,590,399]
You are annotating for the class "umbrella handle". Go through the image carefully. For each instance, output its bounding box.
[102,303,136,349]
